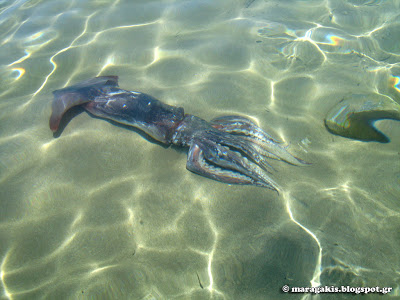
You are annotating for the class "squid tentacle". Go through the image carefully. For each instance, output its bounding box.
[210,115,308,166]
[187,138,279,191]
[204,130,276,172]
[210,115,279,143]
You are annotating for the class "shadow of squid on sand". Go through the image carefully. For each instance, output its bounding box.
[50,76,308,192]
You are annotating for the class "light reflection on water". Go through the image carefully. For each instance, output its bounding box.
[0,0,399,299]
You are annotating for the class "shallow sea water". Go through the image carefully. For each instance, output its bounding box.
[1,0,400,299]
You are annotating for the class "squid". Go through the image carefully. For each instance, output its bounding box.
[50,76,308,192]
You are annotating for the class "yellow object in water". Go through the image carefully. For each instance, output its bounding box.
[324,93,400,143]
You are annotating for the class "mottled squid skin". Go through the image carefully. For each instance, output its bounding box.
[50,76,307,192]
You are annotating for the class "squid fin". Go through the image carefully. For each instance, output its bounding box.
[49,76,119,132]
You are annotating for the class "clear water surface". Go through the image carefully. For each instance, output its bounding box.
[0,0,399,299]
